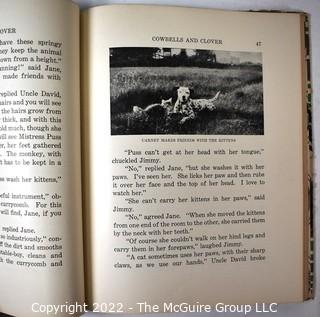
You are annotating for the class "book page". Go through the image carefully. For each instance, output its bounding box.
[81,5,306,313]
[0,0,84,316]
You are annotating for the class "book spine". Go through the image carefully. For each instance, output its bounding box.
[303,13,314,299]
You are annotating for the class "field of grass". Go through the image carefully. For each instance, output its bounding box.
[110,66,263,135]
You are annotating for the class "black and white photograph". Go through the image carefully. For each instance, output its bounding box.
[110,47,263,135]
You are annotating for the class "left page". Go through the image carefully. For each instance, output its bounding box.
[0,1,84,316]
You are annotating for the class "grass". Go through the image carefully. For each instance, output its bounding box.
[110,66,263,135]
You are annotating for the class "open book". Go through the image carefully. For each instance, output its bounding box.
[0,0,313,316]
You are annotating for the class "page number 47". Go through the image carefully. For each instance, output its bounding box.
[256,41,262,46]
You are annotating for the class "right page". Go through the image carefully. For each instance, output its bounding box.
[81,5,309,313]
